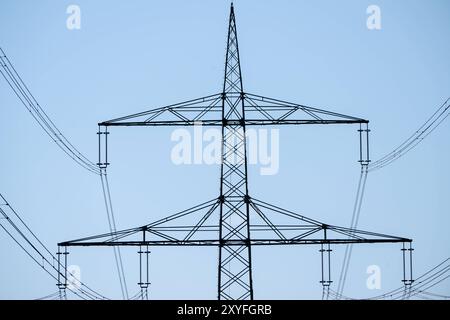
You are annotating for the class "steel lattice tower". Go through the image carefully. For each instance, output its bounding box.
[58,3,413,300]
[218,5,253,300]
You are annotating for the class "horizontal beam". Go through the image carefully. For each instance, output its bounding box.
[59,238,411,247]
[99,119,368,127]
[100,93,223,124]
[243,93,367,122]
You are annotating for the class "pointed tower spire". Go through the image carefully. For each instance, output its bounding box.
[223,2,244,98]
[223,3,244,120]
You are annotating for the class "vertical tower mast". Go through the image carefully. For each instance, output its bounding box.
[218,3,253,300]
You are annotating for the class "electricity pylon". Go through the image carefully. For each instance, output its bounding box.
[58,3,413,300]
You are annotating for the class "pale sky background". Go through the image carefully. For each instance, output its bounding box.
[0,0,449,299]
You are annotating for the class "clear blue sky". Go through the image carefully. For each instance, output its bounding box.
[0,0,449,299]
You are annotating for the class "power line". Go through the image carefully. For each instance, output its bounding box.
[331,257,450,300]
[0,47,100,175]
[0,192,108,300]
[34,291,61,300]
[336,98,450,297]
[419,291,450,300]
[100,170,129,299]
[398,266,450,300]
[336,165,369,297]
[369,97,450,172]
[0,47,128,298]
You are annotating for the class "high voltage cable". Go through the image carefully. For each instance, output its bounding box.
[0,192,108,300]
[0,194,105,300]
[379,261,450,300]
[0,47,100,175]
[334,259,450,300]
[371,258,450,300]
[397,266,450,300]
[0,47,128,299]
[0,217,92,300]
[100,171,129,299]
[419,291,450,300]
[369,97,450,172]
[336,166,368,297]
[128,290,145,300]
[337,98,450,297]
[34,291,61,300]
[331,257,450,300]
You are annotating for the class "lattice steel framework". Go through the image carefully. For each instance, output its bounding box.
[58,3,413,300]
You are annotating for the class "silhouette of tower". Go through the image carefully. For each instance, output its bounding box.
[59,3,413,300]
